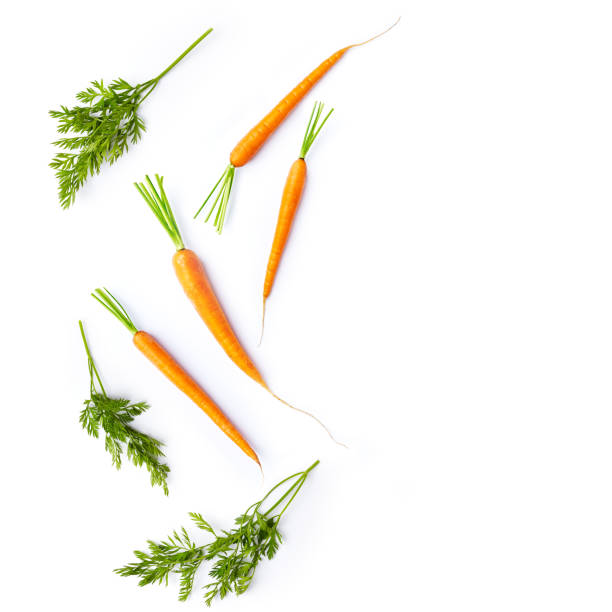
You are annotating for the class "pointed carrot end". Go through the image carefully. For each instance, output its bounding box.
[258,298,267,346]
[267,389,349,449]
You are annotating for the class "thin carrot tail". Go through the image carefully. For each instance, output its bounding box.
[258,298,267,346]
[194,164,236,233]
[267,388,348,448]
[347,17,401,50]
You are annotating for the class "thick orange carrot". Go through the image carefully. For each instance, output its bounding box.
[133,331,259,464]
[260,102,332,343]
[173,248,265,386]
[195,18,400,233]
[93,288,260,465]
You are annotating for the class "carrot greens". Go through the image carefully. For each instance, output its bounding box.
[79,321,169,494]
[50,28,213,208]
[115,460,320,605]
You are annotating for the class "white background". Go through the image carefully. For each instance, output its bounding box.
[2,0,612,610]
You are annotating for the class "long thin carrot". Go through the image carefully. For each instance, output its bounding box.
[92,288,260,466]
[260,102,333,343]
[135,175,343,445]
[194,18,399,233]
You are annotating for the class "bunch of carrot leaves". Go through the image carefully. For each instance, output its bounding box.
[49,28,212,208]
[116,460,319,605]
[79,321,170,494]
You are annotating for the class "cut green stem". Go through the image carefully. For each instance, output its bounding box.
[300,101,333,159]
[151,28,213,83]
[79,320,106,397]
[92,288,138,334]
[194,165,235,234]
[135,174,184,250]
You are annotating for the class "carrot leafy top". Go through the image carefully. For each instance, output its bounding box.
[49,28,213,209]
[78,320,169,494]
[135,174,185,251]
[115,460,320,604]
[299,101,333,159]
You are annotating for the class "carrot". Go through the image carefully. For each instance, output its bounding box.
[173,247,265,386]
[135,175,343,445]
[194,18,399,233]
[92,288,260,465]
[260,102,333,343]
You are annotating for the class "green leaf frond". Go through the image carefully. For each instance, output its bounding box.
[92,288,138,335]
[78,321,170,494]
[135,175,184,250]
[299,101,333,159]
[116,460,320,604]
[49,28,213,208]
[193,164,235,235]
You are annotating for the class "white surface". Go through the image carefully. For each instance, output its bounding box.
[2,0,612,609]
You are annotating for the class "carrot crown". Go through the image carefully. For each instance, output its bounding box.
[135,175,185,250]
[299,101,333,159]
[193,164,235,234]
[92,288,138,335]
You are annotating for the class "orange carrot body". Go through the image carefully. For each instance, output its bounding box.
[133,330,259,464]
[230,49,348,167]
[173,248,266,386]
[264,158,307,299]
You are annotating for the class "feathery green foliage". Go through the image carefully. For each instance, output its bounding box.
[79,321,169,494]
[115,460,320,605]
[50,28,213,209]
[299,101,333,158]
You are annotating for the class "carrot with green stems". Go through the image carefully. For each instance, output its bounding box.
[92,288,260,466]
[194,18,400,233]
[135,174,343,446]
[260,102,333,344]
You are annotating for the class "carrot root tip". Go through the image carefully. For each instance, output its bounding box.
[258,298,267,346]
[349,16,401,50]
[268,389,348,449]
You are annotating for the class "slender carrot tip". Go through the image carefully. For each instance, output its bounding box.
[257,460,264,484]
[258,298,267,347]
[267,389,348,449]
[348,16,401,49]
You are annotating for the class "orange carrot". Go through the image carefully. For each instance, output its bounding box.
[173,247,265,386]
[92,288,260,465]
[194,18,400,233]
[260,102,333,343]
[135,175,344,445]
